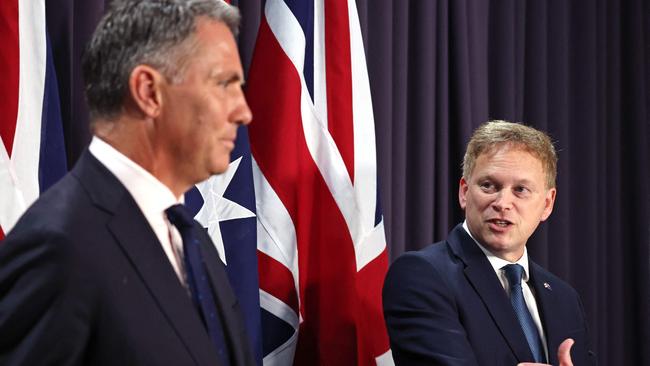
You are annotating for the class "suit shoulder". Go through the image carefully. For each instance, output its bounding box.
[9,173,106,237]
[1,173,109,278]
[1,218,87,280]
[391,240,455,268]
[385,240,460,290]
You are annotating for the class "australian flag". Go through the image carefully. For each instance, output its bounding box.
[185,125,263,365]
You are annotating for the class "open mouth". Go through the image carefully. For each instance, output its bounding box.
[487,219,512,228]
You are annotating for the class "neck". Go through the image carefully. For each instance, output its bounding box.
[93,117,190,198]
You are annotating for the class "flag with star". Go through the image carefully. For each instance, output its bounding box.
[185,125,262,365]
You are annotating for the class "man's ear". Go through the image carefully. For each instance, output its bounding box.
[128,65,164,118]
[540,187,557,221]
[459,177,469,209]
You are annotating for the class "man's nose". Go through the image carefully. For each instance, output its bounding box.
[491,190,514,211]
[232,88,253,126]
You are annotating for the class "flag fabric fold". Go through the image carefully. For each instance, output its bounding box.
[0,0,67,240]
[246,0,393,364]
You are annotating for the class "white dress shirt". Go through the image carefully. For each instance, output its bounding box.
[89,136,185,283]
[462,221,549,361]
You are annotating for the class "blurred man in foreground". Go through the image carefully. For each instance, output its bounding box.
[0,1,253,365]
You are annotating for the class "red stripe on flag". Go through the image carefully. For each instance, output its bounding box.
[355,249,390,364]
[0,0,20,154]
[324,0,355,183]
[248,18,360,365]
[258,251,299,315]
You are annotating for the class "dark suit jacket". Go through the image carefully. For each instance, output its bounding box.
[0,151,255,366]
[383,224,596,366]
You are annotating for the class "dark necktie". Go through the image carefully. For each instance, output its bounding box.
[166,204,231,366]
[502,264,545,363]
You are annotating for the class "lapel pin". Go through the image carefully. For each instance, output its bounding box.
[543,282,552,290]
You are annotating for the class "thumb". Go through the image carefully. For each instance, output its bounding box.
[557,338,574,366]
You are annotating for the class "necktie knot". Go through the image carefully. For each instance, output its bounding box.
[166,204,194,229]
[503,263,524,287]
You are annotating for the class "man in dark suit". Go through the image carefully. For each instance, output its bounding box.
[0,1,254,365]
[383,121,596,366]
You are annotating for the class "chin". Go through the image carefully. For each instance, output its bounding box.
[482,237,512,251]
[193,171,211,184]
[211,162,230,175]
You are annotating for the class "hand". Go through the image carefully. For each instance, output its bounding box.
[518,338,574,366]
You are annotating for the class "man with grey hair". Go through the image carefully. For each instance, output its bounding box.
[383,121,596,365]
[0,1,254,365]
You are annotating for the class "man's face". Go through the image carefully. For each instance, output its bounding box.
[458,146,556,262]
[158,18,252,186]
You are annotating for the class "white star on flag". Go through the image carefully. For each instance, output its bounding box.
[194,156,255,265]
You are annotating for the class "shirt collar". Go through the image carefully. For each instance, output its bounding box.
[88,136,182,215]
[462,220,530,281]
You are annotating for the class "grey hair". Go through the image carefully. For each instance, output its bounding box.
[82,0,240,121]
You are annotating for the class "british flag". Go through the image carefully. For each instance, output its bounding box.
[0,0,67,240]
[246,0,393,364]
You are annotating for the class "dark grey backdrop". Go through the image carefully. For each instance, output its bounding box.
[46,0,650,364]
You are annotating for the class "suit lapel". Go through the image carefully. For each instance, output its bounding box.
[72,152,221,366]
[529,263,561,366]
[448,225,535,363]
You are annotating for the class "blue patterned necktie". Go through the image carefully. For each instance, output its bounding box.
[502,264,545,363]
[166,204,231,366]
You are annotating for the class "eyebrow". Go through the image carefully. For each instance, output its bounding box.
[476,174,537,187]
[210,69,244,83]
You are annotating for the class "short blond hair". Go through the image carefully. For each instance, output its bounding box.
[462,120,558,189]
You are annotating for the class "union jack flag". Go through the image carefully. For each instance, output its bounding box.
[246,0,393,364]
[0,0,67,240]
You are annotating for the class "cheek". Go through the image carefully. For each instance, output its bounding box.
[468,193,491,210]
[517,204,544,227]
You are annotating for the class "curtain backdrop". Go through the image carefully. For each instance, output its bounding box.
[46,0,649,364]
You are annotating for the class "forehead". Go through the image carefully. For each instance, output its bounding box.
[194,17,234,43]
[473,146,546,179]
[187,18,241,67]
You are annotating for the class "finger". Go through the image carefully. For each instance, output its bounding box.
[518,363,551,366]
[557,338,575,366]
